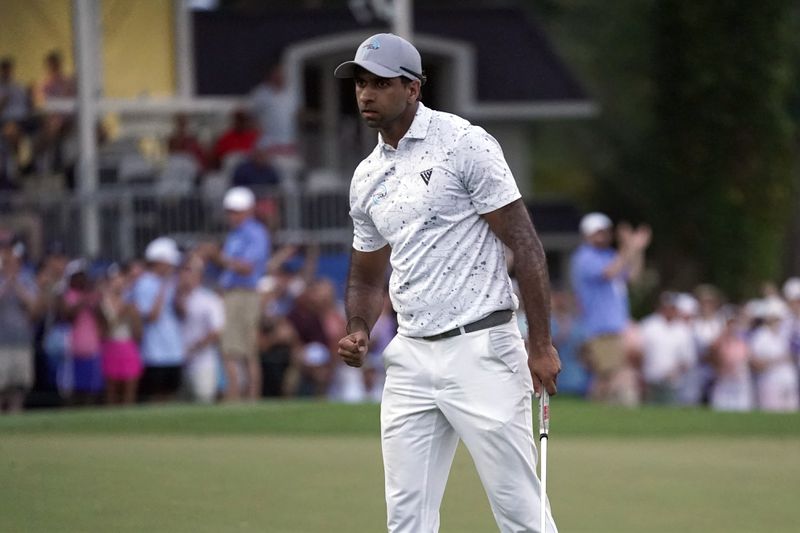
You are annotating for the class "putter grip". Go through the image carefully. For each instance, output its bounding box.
[538,390,550,438]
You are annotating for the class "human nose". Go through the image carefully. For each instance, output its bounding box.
[358,86,374,104]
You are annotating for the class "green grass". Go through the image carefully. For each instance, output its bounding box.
[3,398,799,437]
[1,400,799,532]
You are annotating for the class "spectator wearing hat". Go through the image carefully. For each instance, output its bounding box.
[639,292,697,404]
[131,237,185,402]
[749,298,799,412]
[0,236,38,413]
[674,292,703,405]
[205,187,270,401]
[570,213,651,404]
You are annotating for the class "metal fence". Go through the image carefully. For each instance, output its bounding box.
[0,184,353,261]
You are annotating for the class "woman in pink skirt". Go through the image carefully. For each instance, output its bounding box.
[99,264,143,404]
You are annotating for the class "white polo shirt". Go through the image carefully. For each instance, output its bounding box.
[349,103,521,337]
[181,287,225,369]
[639,313,697,384]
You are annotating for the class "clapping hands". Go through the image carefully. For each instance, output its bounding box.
[616,222,652,252]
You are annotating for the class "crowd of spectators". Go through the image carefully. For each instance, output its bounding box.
[0,50,76,189]
[5,204,800,414]
[3,51,799,416]
[0,51,302,201]
[0,185,395,413]
[560,212,800,413]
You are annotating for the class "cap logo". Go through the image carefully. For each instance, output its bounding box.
[363,38,381,50]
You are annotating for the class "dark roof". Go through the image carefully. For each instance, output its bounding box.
[193,6,588,103]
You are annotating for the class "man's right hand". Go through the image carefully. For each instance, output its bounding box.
[338,331,369,367]
[529,343,561,397]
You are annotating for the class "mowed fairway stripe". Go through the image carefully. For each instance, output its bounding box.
[2,435,799,533]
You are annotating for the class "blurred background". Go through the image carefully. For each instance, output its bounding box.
[1,0,800,414]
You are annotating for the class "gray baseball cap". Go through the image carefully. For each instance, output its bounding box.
[334,33,424,82]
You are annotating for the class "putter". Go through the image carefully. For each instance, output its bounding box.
[538,390,550,533]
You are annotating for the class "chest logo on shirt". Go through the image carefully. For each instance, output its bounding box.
[371,183,388,205]
[419,168,433,186]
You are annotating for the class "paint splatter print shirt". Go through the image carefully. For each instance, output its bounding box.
[349,103,521,337]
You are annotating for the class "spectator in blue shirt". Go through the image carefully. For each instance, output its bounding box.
[132,237,184,402]
[0,237,38,413]
[231,140,281,190]
[206,187,270,401]
[550,288,590,397]
[570,212,650,404]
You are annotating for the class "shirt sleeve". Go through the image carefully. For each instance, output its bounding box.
[225,224,269,270]
[456,126,521,214]
[132,277,158,315]
[241,227,269,268]
[350,184,388,252]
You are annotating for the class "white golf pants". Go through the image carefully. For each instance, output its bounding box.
[381,318,558,533]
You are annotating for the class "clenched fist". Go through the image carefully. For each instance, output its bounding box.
[338,331,369,367]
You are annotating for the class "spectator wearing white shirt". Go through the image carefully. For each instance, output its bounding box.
[176,255,224,404]
[640,292,697,404]
[675,292,703,405]
[782,278,800,368]
[749,298,799,412]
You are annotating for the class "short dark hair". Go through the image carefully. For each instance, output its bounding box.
[45,50,62,65]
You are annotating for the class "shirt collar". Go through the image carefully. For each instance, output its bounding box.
[379,102,432,150]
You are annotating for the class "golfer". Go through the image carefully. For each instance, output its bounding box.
[335,33,561,533]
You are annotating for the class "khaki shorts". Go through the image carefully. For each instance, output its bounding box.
[585,334,626,377]
[0,346,33,392]
[221,290,261,360]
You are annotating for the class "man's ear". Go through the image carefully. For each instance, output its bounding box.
[407,80,420,103]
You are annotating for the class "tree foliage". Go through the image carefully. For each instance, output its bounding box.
[650,0,796,297]
[536,0,797,299]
